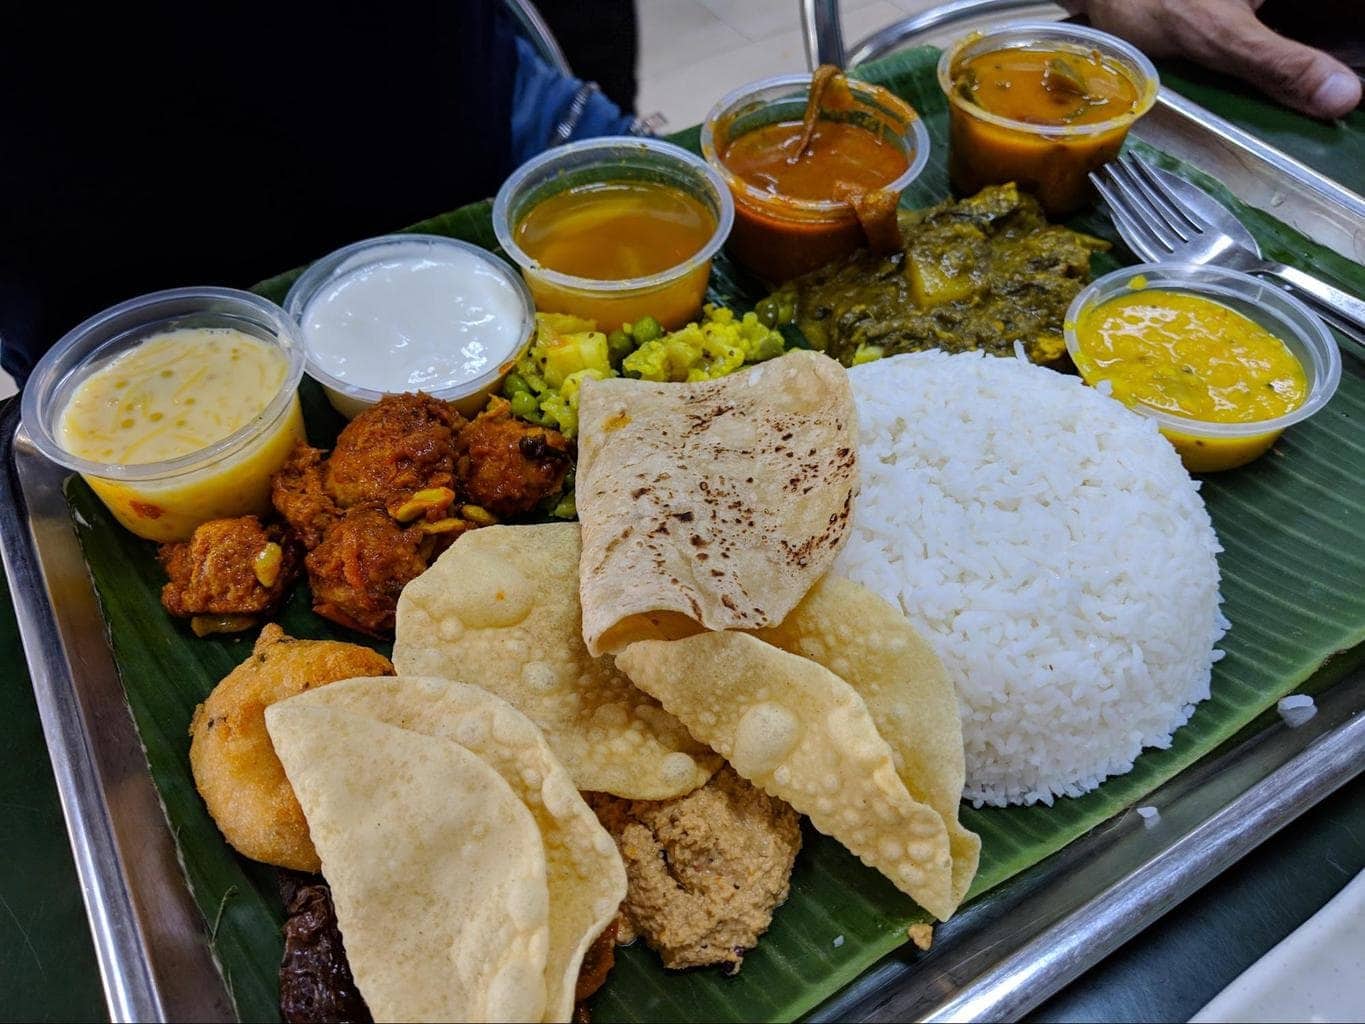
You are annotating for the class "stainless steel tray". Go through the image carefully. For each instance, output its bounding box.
[3,89,1364,1024]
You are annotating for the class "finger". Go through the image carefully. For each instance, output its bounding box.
[1196,6,1361,119]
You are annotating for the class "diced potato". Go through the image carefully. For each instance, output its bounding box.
[908,255,975,309]
[541,330,611,388]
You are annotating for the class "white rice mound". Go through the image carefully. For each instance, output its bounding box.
[836,350,1228,807]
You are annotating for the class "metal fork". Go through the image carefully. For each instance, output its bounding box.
[1091,153,1365,348]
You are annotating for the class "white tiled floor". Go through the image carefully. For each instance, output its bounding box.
[637,0,942,130]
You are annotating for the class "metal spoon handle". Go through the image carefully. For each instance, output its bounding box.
[1264,262,1365,342]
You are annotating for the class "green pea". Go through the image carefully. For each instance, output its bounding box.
[504,372,530,395]
[509,391,540,420]
[607,329,632,362]
[631,316,663,344]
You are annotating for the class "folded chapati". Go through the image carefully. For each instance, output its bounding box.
[576,350,858,656]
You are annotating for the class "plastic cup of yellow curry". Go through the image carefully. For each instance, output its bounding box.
[938,22,1158,216]
[493,138,734,332]
[23,287,306,541]
[1065,264,1341,472]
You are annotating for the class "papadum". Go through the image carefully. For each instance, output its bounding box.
[751,576,980,906]
[616,632,958,921]
[278,676,626,1023]
[265,705,550,1023]
[576,350,858,657]
[394,523,719,799]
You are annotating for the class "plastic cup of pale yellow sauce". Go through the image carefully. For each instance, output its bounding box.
[938,22,1158,216]
[1065,263,1341,472]
[492,138,734,331]
[23,287,306,541]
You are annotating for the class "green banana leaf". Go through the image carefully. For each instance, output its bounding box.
[67,45,1365,1024]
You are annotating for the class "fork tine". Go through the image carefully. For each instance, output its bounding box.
[1092,170,1168,262]
[1091,165,1177,257]
[1108,203,1164,263]
[1122,152,1209,235]
[1109,157,1190,244]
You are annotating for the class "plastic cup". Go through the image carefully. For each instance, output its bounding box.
[285,234,536,419]
[701,73,930,283]
[1065,263,1341,472]
[22,288,306,541]
[938,22,1159,216]
[492,138,733,331]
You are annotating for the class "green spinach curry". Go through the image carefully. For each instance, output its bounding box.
[763,184,1108,365]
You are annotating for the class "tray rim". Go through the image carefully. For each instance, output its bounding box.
[4,84,1365,1024]
[0,401,234,1022]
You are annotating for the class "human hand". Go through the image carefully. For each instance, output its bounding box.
[1065,0,1361,119]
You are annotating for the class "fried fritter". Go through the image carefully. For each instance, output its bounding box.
[456,395,572,518]
[268,392,564,637]
[324,393,464,518]
[304,509,431,636]
[272,444,340,549]
[159,516,302,632]
[587,767,801,972]
[188,624,394,871]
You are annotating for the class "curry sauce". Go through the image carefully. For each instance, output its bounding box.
[944,41,1153,215]
[957,48,1138,127]
[721,119,908,202]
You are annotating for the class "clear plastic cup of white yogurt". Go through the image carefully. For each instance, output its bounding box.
[285,234,536,418]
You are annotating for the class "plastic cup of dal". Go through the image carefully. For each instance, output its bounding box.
[492,137,734,331]
[1065,263,1341,472]
[285,234,536,418]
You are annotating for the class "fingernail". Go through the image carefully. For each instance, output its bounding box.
[1311,72,1361,117]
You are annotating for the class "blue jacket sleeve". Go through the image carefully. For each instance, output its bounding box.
[510,36,645,166]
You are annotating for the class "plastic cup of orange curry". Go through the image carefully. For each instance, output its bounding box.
[938,22,1159,216]
[492,138,734,331]
[701,73,930,284]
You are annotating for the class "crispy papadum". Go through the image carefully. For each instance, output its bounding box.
[265,705,550,1023]
[576,350,858,657]
[616,632,958,920]
[277,676,626,1023]
[751,576,980,906]
[394,523,719,799]
[188,623,394,872]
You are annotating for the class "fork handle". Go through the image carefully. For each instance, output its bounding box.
[1263,262,1365,344]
